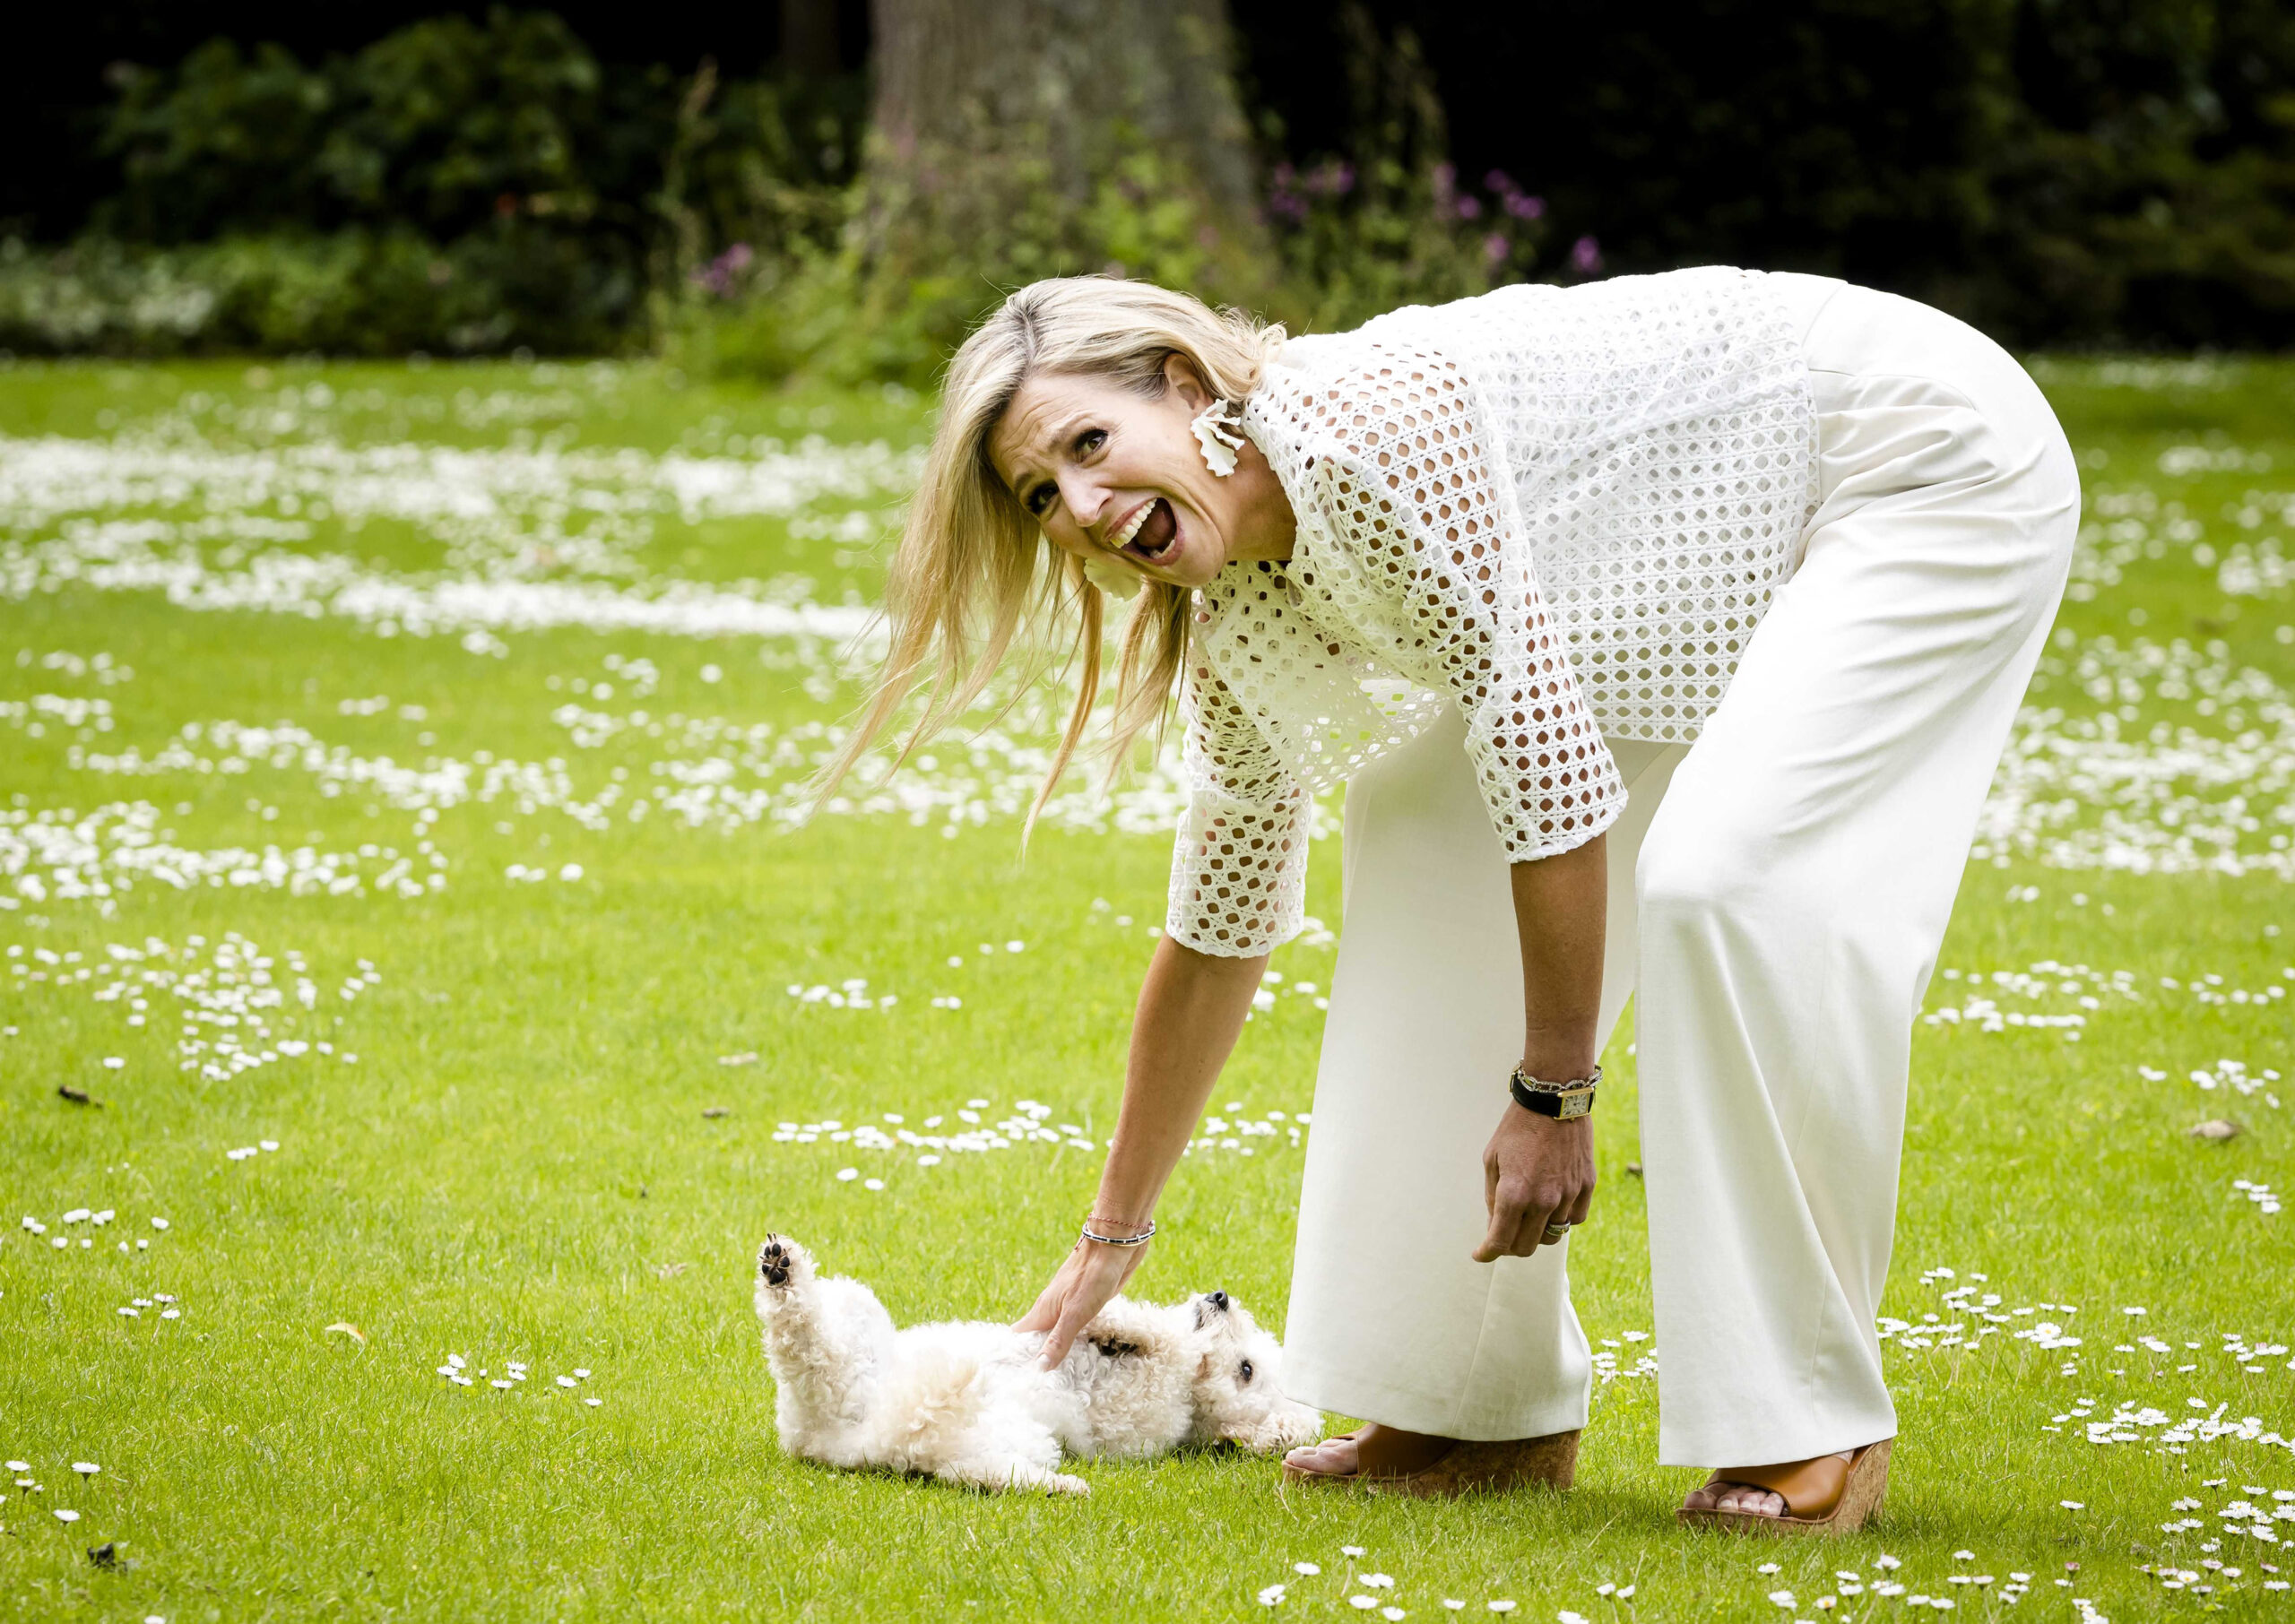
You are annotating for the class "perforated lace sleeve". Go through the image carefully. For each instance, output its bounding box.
[1301,349,1626,860]
[1164,658,1311,957]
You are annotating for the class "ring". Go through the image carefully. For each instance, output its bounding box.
[1540,1222,1572,1243]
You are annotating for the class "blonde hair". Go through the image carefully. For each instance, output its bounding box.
[817,276,1285,831]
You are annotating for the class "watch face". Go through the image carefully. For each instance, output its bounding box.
[1558,1091,1592,1119]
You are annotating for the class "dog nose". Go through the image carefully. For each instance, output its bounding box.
[1208,1291,1229,1311]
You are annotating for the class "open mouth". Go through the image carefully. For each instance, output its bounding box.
[1107,497,1180,566]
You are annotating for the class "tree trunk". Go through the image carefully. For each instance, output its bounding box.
[779,0,844,76]
[862,0,1270,297]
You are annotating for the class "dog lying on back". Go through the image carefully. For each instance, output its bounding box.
[752,1235,1322,1494]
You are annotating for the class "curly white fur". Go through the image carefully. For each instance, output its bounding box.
[752,1234,1323,1494]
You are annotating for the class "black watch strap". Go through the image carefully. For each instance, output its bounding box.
[1509,1067,1598,1120]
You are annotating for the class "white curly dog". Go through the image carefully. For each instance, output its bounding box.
[752,1234,1323,1494]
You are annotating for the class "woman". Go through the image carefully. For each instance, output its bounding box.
[827,266,2076,1528]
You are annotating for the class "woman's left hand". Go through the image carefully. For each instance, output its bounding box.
[1471,1104,1596,1261]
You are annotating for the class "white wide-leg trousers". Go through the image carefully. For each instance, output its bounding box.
[1281,276,2080,1465]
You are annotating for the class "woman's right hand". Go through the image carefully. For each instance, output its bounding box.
[1009,936,1266,1369]
[1013,1233,1152,1368]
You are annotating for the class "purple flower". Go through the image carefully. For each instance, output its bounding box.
[1485,168,1520,195]
[691,241,757,298]
[1269,189,1308,222]
[1571,235,1604,274]
[1484,232,1510,267]
[1505,193,1546,220]
[1456,194,1482,220]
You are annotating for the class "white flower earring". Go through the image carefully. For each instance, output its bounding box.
[1191,399,1246,477]
[1083,557,1139,599]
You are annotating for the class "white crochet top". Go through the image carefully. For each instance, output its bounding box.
[1165,265,1818,956]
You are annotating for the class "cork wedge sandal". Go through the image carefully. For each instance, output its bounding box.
[1279,1428,1580,1499]
[1676,1438,1892,1535]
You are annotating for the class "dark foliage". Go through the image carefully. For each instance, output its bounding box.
[1235,0,2295,348]
[9,0,2295,354]
[2,9,866,355]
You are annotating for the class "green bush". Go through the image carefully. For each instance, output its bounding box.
[0,229,640,358]
[1253,12,1563,335]
[100,13,633,244]
[60,8,862,360]
[666,125,1254,389]
[26,1,2295,362]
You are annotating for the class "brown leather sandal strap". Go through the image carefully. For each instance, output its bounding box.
[1710,1454,1851,1519]
[1354,1435,1460,1480]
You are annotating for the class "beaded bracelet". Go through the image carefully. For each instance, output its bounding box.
[1080,1218,1156,1247]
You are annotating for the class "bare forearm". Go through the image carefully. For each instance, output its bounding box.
[1509,833,1607,1077]
[1090,936,1266,1228]
[1470,834,1608,1264]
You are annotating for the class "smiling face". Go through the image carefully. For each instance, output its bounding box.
[988,355,1292,592]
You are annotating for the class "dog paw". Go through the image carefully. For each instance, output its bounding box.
[756,1233,811,1289]
[1046,1473,1090,1497]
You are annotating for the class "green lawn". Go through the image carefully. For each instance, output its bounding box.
[0,351,2289,1622]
